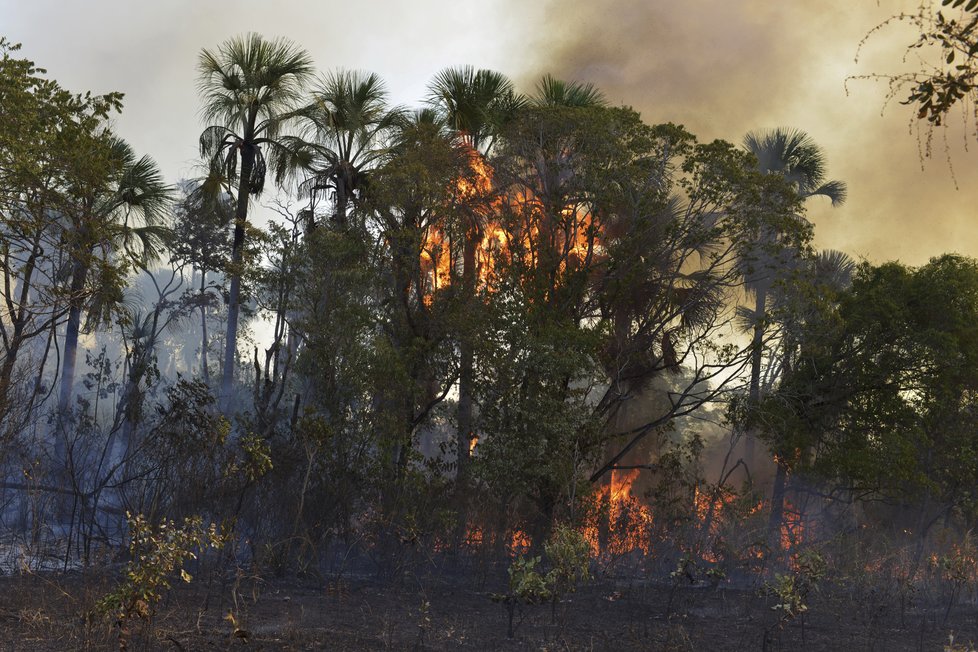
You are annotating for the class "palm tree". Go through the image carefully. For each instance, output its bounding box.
[531,74,606,108]
[427,66,525,154]
[286,70,402,229]
[764,248,855,554]
[197,33,314,409]
[58,137,172,416]
[426,67,525,488]
[740,128,846,467]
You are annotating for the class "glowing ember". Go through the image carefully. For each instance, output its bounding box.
[509,529,532,556]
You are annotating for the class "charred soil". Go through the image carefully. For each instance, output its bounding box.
[0,569,975,651]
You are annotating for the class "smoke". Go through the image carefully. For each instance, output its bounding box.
[6,1,978,264]
[9,2,970,375]
[511,0,978,267]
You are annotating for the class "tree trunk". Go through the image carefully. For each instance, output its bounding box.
[456,234,477,490]
[333,176,348,229]
[220,146,255,411]
[745,285,767,470]
[0,240,42,421]
[766,460,787,557]
[58,254,91,414]
[199,271,210,384]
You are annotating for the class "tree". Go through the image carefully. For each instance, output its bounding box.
[0,39,123,431]
[476,109,792,537]
[530,74,606,108]
[170,181,233,384]
[754,247,856,552]
[426,67,526,489]
[57,136,172,417]
[855,1,978,155]
[427,66,525,155]
[582,129,808,487]
[739,128,846,467]
[360,113,476,487]
[287,70,401,229]
[196,33,314,409]
[756,255,978,550]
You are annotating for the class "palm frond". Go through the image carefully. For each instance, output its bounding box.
[197,33,314,128]
[743,128,846,204]
[813,249,856,290]
[426,66,527,152]
[532,74,606,108]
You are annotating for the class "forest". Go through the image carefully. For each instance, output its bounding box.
[3,8,978,649]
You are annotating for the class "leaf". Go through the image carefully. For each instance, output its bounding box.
[180,569,192,582]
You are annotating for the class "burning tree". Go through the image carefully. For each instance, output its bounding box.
[467,107,808,547]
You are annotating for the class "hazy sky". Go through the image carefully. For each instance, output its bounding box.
[3,0,976,266]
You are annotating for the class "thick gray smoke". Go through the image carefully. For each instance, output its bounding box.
[512,0,978,266]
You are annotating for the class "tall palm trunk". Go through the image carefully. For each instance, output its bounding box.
[745,285,766,470]
[220,144,255,410]
[199,271,210,384]
[456,231,478,488]
[58,254,91,414]
[333,172,349,228]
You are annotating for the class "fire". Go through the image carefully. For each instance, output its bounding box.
[694,485,737,563]
[780,497,805,554]
[419,226,452,301]
[610,468,640,502]
[694,485,737,527]
[417,146,602,302]
[509,529,532,556]
[446,476,815,571]
[582,468,654,558]
[456,147,493,198]
[463,526,483,548]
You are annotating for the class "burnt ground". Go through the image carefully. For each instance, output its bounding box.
[0,568,975,651]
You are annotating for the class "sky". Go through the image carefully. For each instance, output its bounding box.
[3,0,976,266]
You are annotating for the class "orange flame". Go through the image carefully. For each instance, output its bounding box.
[419,226,452,302]
[780,497,805,554]
[418,147,602,302]
[509,529,532,556]
[582,468,654,558]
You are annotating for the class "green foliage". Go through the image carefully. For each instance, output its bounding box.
[899,6,978,127]
[758,255,978,514]
[946,633,978,652]
[856,3,978,158]
[0,38,129,417]
[506,555,552,604]
[170,180,232,275]
[494,525,592,605]
[491,525,593,637]
[95,513,226,647]
[234,433,273,482]
[544,525,592,596]
[764,549,826,622]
